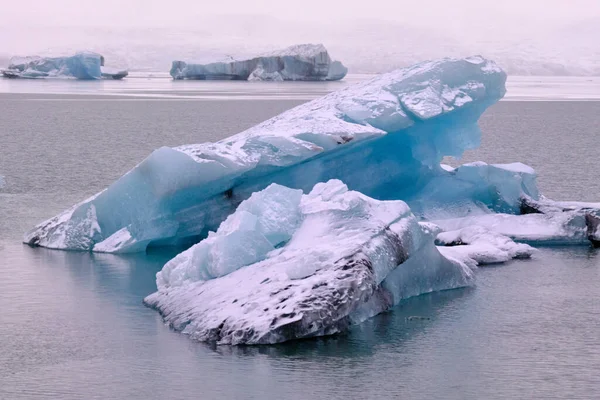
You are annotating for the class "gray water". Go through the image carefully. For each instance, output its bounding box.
[1,91,600,399]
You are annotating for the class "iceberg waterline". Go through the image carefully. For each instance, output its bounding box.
[170,44,347,81]
[24,55,600,344]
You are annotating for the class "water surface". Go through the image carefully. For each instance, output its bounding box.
[1,87,599,399]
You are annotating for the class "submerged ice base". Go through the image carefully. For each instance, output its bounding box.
[170,44,347,81]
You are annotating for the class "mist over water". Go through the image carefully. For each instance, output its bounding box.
[1,1,599,75]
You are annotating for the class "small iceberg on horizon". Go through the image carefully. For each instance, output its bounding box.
[170,44,347,81]
[1,52,128,80]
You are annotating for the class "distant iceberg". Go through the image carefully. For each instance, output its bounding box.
[25,55,600,344]
[1,52,128,80]
[170,44,347,81]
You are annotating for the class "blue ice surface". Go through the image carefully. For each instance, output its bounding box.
[25,55,519,252]
[4,52,103,80]
[158,183,305,284]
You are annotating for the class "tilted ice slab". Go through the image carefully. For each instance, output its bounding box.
[144,180,473,344]
[170,44,347,81]
[2,52,128,80]
[25,55,511,252]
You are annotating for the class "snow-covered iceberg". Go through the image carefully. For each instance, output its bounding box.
[170,44,348,81]
[1,52,127,80]
[144,180,473,344]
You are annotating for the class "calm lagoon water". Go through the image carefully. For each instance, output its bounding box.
[1,78,599,399]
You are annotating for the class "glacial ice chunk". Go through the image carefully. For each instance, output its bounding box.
[170,44,347,81]
[434,208,598,246]
[436,226,535,267]
[432,195,600,247]
[145,180,472,344]
[2,52,127,80]
[25,55,508,252]
[22,54,600,345]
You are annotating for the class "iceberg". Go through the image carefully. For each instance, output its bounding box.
[170,44,348,81]
[1,52,127,80]
[144,180,473,344]
[24,55,600,344]
[25,55,509,252]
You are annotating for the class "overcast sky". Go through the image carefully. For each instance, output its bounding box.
[1,0,598,74]
[2,0,598,29]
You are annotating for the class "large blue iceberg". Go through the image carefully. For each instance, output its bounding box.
[170,44,347,81]
[25,55,600,344]
[2,52,128,80]
[25,55,511,252]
